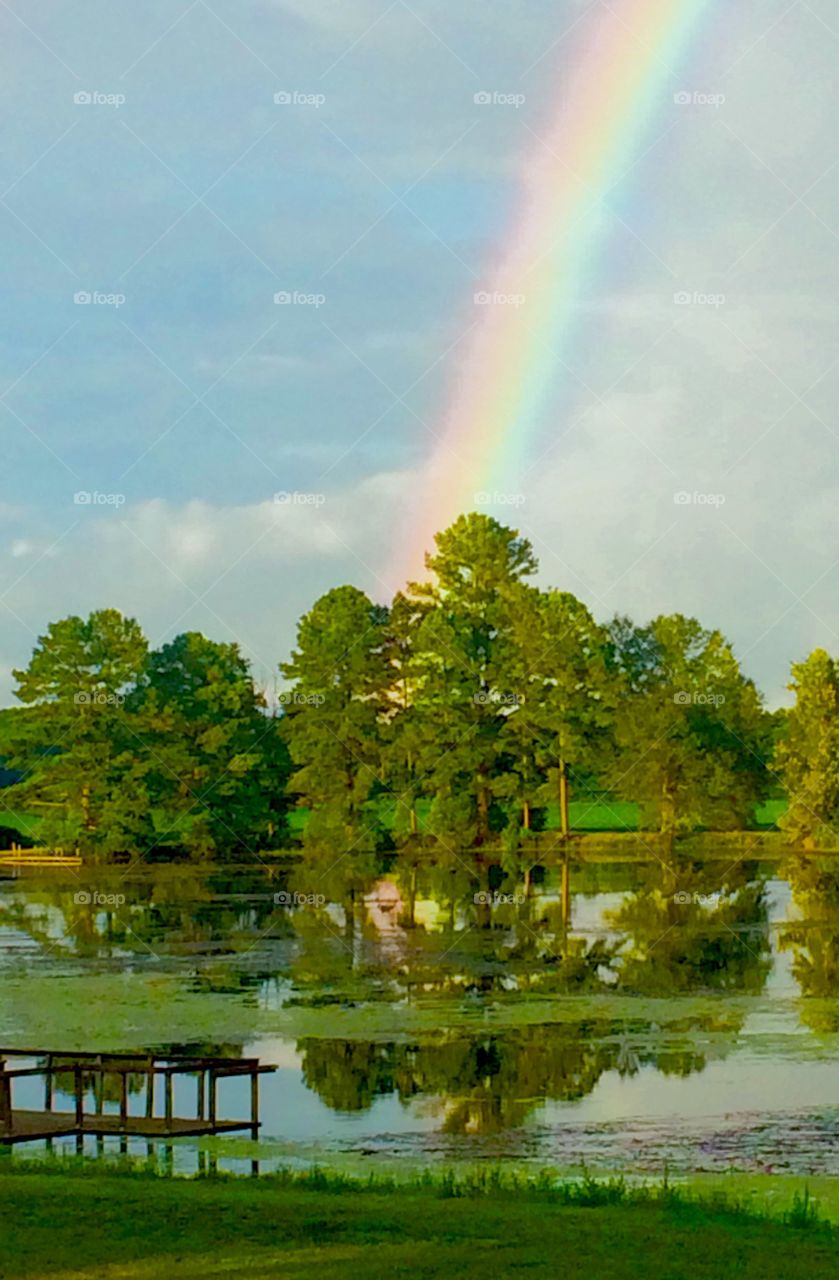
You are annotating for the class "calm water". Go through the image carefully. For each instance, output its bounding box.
[2,854,839,1176]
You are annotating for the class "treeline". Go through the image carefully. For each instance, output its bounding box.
[1,514,837,861]
[0,623,290,859]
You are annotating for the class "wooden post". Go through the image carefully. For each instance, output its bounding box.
[94,1057,104,1116]
[208,1070,217,1127]
[164,1072,173,1127]
[0,1058,11,1132]
[74,1065,84,1127]
[44,1055,53,1112]
[196,1070,205,1120]
[146,1060,154,1119]
[250,1070,259,1142]
[119,1071,128,1125]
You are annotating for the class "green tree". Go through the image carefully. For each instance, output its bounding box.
[4,610,150,857]
[606,614,768,834]
[775,649,839,845]
[280,586,390,858]
[497,586,616,842]
[136,632,289,859]
[403,513,537,851]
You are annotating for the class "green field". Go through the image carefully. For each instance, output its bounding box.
[0,794,790,852]
[2,1166,837,1280]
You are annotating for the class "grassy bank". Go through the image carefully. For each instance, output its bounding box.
[2,1164,839,1279]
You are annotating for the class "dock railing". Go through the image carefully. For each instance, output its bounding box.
[0,1048,275,1152]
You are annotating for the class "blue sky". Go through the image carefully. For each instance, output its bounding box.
[2,0,839,705]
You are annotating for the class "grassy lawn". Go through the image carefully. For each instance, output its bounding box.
[2,1167,838,1280]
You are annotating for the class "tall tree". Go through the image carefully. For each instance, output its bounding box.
[4,610,150,857]
[280,586,390,858]
[403,513,537,851]
[775,649,839,845]
[497,586,616,842]
[135,632,289,859]
[606,614,768,834]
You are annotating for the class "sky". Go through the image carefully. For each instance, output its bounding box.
[2,0,839,707]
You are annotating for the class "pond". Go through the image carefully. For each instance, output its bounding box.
[2,853,839,1177]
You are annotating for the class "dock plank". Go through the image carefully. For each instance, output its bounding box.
[0,1109,257,1144]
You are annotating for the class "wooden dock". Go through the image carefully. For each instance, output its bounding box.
[0,1048,275,1148]
[0,845,82,867]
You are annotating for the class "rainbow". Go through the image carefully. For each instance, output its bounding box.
[390,0,713,589]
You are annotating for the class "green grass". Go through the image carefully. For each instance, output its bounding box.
[0,807,41,839]
[755,798,788,827]
[288,796,788,839]
[2,1164,838,1279]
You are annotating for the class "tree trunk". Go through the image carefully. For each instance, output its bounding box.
[477,775,490,845]
[561,848,571,928]
[558,759,570,840]
[660,778,677,858]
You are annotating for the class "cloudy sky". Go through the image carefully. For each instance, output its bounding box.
[2,0,838,706]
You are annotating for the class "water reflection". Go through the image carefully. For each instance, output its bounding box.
[0,855,776,1000]
[296,1020,727,1134]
